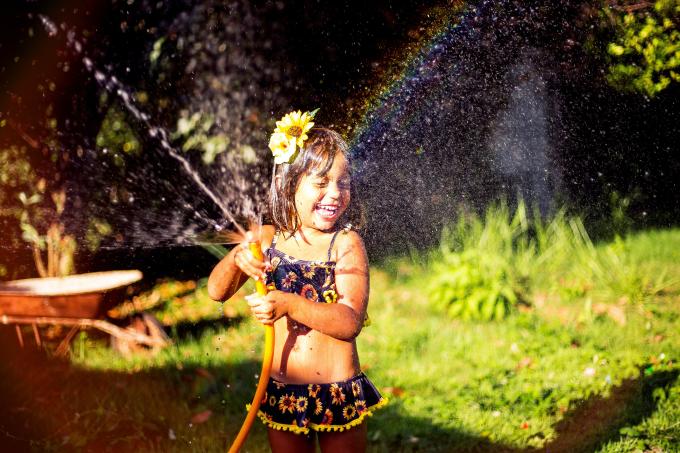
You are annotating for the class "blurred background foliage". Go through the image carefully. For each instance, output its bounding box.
[602,0,680,97]
[0,0,679,279]
[426,201,676,321]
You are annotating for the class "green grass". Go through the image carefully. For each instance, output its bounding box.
[426,201,678,322]
[362,260,679,451]
[2,227,679,452]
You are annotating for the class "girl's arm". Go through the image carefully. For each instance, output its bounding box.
[207,226,275,301]
[252,230,369,341]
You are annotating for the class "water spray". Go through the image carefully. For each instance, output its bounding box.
[38,14,246,238]
[38,15,273,451]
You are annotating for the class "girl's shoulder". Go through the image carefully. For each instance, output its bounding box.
[259,225,277,250]
[332,228,367,265]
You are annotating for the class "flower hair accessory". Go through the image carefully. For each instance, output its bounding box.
[268,109,318,164]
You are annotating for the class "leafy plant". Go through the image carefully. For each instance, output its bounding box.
[173,110,230,164]
[19,189,77,278]
[429,247,519,320]
[426,197,677,321]
[95,105,142,168]
[580,234,675,304]
[428,200,533,320]
[603,0,680,97]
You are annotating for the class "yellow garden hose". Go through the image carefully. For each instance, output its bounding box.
[228,242,275,453]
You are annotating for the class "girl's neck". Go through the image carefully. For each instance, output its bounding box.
[293,225,337,245]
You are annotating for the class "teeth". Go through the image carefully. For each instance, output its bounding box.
[317,205,338,215]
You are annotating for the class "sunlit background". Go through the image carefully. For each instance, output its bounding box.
[0,1,678,451]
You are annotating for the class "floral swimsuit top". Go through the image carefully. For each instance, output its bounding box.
[265,230,370,327]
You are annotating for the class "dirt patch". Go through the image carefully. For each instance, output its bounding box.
[526,369,678,453]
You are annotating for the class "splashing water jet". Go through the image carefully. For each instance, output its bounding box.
[350,0,564,250]
[38,14,250,241]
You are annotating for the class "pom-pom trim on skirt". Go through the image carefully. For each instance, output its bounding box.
[247,398,388,435]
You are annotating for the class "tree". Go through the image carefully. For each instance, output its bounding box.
[604,0,680,96]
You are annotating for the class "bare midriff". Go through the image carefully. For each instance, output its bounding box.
[270,317,361,384]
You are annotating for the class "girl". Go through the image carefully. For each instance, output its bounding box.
[208,124,386,453]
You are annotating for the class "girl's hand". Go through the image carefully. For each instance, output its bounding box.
[233,232,270,281]
[245,291,289,325]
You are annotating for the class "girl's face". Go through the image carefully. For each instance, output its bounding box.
[294,152,351,232]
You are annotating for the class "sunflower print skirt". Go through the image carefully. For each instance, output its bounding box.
[249,373,388,435]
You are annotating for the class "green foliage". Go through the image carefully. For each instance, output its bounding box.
[428,248,518,320]
[173,111,230,164]
[429,200,677,322]
[19,190,77,277]
[549,216,675,305]
[84,218,113,253]
[597,366,680,452]
[0,146,76,278]
[95,105,142,167]
[608,189,636,234]
[581,235,675,304]
[20,229,680,452]
[604,0,680,96]
[428,200,533,320]
[149,37,165,65]
[0,146,38,218]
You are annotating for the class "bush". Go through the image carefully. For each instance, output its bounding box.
[428,247,519,320]
[428,200,677,321]
[428,200,534,320]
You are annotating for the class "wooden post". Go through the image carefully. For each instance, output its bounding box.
[15,325,24,348]
[31,323,42,347]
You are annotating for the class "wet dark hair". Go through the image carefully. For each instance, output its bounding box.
[269,127,364,234]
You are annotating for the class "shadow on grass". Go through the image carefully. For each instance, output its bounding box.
[0,323,521,453]
[370,368,679,453]
[525,367,679,453]
[0,325,262,452]
[168,315,247,341]
[1,325,676,453]
[369,401,522,453]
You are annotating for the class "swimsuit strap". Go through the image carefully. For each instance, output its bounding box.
[270,230,280,251]
[327,230,341,261]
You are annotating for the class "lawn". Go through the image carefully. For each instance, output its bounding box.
[0,227,678,452]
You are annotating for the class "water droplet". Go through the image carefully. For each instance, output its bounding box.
[39,15,58,37]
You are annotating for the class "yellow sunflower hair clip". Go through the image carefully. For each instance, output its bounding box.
[268,108,318,165]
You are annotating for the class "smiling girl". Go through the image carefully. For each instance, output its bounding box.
[208,118,386,453]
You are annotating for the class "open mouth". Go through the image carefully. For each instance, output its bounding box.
[315,204,340,219]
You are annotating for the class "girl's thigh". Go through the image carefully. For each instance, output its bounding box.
[267,428,316,453]
[317,421,367,453]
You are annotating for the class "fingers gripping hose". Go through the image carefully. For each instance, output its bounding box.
[228,242,275,452]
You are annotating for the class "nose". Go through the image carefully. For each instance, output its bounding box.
[326,182,342,200]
